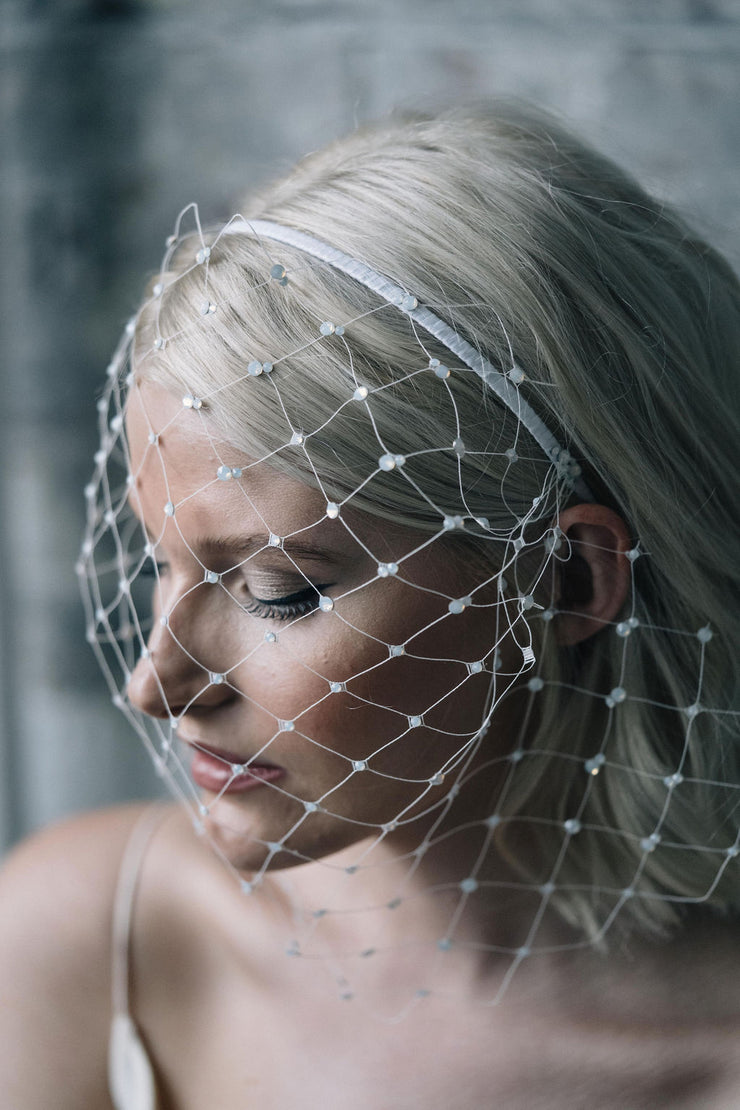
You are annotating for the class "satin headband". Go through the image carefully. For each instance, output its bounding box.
[220,218,595,503]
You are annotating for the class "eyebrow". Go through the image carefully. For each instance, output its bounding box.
[192,534,356,565]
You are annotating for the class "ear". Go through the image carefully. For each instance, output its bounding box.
[553,504,632,646]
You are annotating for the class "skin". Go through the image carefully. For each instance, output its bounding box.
[0,382,737,1109]
[125,383,519,876]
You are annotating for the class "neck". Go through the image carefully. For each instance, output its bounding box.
[266,780,582,1012]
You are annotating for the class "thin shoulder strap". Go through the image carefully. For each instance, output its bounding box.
[111,805,169,1018]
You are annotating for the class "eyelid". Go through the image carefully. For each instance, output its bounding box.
[243,584,332,622]
[252,586,318,605]
[139,559,168,578]
[136,553,336,627]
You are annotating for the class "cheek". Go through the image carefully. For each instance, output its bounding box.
[236,603,496,776]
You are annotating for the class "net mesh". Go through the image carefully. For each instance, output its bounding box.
[78,203,740,1018]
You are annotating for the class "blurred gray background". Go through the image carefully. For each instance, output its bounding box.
[2,0,739,854]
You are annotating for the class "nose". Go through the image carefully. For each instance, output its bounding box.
[127,585,233,720]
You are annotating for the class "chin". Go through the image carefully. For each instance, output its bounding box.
[200,794,371,877]
[201,812,273,874]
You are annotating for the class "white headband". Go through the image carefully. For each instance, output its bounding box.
[223,218,595,503]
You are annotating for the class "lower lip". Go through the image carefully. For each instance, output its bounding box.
[190,750,285,794]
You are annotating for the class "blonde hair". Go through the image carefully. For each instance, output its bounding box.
[135,103,740,942]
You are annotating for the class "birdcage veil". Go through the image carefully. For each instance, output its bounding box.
[78,106,740,1016]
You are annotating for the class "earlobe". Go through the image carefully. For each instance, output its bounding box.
[553,504,632,646]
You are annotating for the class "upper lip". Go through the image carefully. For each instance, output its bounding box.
[180,737,282,769]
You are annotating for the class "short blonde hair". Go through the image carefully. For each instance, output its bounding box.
[136,103,740,942]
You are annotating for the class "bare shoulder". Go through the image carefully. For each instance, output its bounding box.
[0,803,174,1109]
[554,923,740,1106]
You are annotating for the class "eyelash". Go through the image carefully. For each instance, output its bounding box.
[138,562,327,622]
[242,587,324,622]
[139,560,167,579]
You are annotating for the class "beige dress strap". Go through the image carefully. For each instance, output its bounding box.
[108,805,168,1110]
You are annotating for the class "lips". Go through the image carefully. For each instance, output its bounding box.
[186,741,285,794]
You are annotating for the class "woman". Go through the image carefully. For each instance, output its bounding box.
[2,103,739,1108]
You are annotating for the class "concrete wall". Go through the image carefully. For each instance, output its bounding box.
[2,0,739,851]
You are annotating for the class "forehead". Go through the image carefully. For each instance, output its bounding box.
[124,382,435,570]
[125,381,329,535]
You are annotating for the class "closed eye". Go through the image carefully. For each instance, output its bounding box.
[138,555,332,622]
[139,560,168,578]
[242,586,330,622]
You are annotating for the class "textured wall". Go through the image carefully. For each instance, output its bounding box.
[2,0,739,852]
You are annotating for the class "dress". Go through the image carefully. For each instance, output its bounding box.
[108,806,167,1110]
